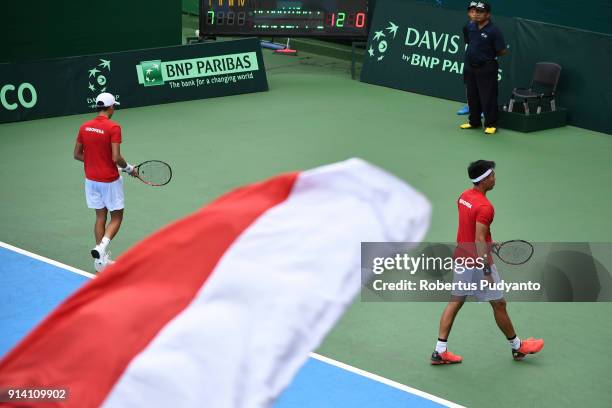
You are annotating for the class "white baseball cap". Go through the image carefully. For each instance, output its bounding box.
[95,92,120,108]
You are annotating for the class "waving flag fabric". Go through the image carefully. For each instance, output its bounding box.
[0,158,431,408]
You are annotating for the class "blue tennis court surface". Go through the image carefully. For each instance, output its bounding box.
[0,243,456,407]
[0,245,90,355]
[276,356,448,407]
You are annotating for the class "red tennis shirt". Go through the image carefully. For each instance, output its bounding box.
[455,188,494,258]
[77,116,121,182]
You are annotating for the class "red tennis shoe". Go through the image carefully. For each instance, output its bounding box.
[512,337,544,361]
[431,350,463,365]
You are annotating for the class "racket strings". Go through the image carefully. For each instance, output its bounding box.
[497,241,533,264]
[138,162,172,186]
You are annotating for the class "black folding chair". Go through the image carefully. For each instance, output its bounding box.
[508,62,562,115]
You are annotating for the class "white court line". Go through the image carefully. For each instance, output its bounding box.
[0,241,96,279]
[0,240,463,408]
[310,353,464,408]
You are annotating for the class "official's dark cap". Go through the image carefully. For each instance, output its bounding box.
[474,2,491,12]
[467,1,478,10]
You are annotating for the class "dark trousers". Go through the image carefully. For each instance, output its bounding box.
[464,61,498,128]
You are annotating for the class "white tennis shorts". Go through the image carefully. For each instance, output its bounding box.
[452,264,504,302]
[85,177,124,211]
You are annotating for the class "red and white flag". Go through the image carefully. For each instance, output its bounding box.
[0,158,430,407]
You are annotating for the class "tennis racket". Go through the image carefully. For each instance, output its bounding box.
[493,240,534,265]
[132,160,172,186]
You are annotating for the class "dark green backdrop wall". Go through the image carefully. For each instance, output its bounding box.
[1,0,182,63]
[395,0,612,34]
[183,0,200,15]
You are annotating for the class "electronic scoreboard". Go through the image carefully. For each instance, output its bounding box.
[199,1,369,38]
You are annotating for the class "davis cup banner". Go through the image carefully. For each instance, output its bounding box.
[361,0,516,103]
[0,38,268,123]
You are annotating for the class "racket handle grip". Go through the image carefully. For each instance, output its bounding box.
[483,264,492,275]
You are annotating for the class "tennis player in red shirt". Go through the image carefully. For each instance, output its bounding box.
[431,160,544,364]
[73,93,135,272]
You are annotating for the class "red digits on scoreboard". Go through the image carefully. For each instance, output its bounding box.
[356,12,366,28]
[326,11,366,28]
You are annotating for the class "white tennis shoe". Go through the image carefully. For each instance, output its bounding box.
[91,245,104,259]
[94,259,105,272]
[93,252,115,272]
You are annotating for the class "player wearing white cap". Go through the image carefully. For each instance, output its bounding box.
[73,93,136,272]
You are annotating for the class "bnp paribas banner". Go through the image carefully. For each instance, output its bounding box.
[361,0,516,104]
[0,38,268,123]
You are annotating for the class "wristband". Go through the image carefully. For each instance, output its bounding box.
[122,164,134,174]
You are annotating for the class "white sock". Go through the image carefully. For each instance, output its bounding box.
[98,236,111,253]
[435,339,448,353]
[508,335,521,350]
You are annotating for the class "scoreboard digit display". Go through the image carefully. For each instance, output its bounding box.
[200,1,369,38]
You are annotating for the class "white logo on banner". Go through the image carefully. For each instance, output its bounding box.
[368,21,399,62]
[86,59,120,108]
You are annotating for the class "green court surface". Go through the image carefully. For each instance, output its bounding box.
[1,48,611,407]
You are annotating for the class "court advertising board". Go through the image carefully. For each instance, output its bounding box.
[361,0,612,134]
[0,38,268,123]
[361,0,515,106]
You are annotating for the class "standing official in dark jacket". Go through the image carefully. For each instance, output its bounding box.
[460,2,507,135]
